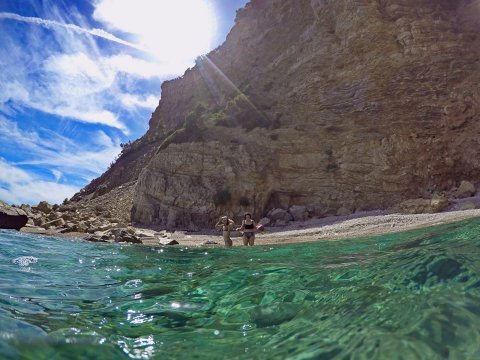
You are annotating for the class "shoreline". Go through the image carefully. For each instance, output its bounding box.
[20,209,480,247]
[171,209,480,247]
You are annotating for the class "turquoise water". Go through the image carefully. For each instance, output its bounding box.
[1,219,480,360]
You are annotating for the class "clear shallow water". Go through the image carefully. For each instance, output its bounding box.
[1,219,480,360]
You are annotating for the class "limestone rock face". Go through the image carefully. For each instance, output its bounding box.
[87,0,480,229]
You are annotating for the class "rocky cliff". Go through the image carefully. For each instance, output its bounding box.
[75,0,480,229]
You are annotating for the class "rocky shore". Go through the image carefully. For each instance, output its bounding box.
[17,207,480,248]
[1,180,478,246]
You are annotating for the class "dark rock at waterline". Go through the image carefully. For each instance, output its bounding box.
[201,240,219,245]
[159,238,179,245]
[112,228,142,243]
[83,234,109,243]
[0,201,28,230]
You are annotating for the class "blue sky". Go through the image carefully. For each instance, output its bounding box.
[0,0,248,205]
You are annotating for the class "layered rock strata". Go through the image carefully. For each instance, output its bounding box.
[77,0,480,229]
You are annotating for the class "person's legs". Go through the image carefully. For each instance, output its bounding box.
[223,231,232,247]
[244,232,254,246]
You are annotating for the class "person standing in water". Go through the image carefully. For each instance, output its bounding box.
[215,216,234,247]
[238,212,256,246]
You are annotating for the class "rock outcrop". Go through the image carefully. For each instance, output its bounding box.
[71,0,480,229]
[0,201,28,230]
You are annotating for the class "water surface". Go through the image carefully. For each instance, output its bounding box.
[1,218,480,359]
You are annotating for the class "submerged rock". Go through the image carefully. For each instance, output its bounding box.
[0,201,28,230]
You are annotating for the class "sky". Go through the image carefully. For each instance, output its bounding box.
[0,0,248,205]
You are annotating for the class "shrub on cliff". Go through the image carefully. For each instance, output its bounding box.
[158,110,204,151]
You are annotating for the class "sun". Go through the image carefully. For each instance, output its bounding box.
[93,0,217,65]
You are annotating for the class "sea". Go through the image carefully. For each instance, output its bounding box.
[1,218,480,359]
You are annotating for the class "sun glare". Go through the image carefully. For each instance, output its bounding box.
[93,0,217,66]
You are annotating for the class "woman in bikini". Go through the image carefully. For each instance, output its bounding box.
[215,216,234,247]
[238,212,256,246]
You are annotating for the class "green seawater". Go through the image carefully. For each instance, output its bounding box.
[1,218,480,360]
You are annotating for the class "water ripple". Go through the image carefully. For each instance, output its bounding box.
[1,220,480,358]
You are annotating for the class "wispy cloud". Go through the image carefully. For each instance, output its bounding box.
[0,1,220,205]
[119,94,159,109]
[0,116,121,181]
[0,158,79,205]
[0,7,166,133]
[51,169,63,182]
[0,12,146,52]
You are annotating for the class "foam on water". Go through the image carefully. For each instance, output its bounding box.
[12,256,38,267]
[1,219,480,359]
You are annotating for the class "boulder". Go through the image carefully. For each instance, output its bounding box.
[336,207,352,217]
[288,205,308,221]
[97,223,117,232]
[60,212,74,221]
[134,228,157,238]
[64,222,78,232]
[112,228,142,243]
[42,218,65,228]
[455,181,476,199]
[76,221,89,233]
[0,201,28,230]
[123,234,142,243]
[48,212,63,221]
[20,205,34,217]
[274,219,288,227]
[460,201,476,210]
[93,231,111,240]
[201,240,219,245]
[269,208,293,222]
[83,234,108,243]
[35,201,53,214]
[258,217,271,226]
[393,196,448,214]
[159,238,179,245]
[27,226,47,234]
[32,215,46,227]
